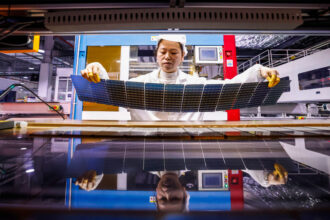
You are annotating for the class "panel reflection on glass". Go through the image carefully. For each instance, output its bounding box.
[0,137,329,213]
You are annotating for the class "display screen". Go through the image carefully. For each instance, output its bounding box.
[202,173,223,188]
[199,47,218,61]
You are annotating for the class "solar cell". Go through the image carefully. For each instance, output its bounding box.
[106,80,127,107]
[71,75,94,102]
[233,82,258,109]
[199,84,223,112]
[216,83,241,111]
[90,80,111,105]
[262,79,291,106]
[145,83,164,111]
[126,81,145,110]
[182,84,204,112]
[247,82,270,108]
[164,84,184,112]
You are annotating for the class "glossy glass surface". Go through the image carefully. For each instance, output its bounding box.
[0,127,329,215]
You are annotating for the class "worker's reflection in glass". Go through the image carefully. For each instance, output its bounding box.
[155,172,188,212]
[75,163,287,212]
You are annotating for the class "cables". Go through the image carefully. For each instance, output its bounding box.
[0,83,66,120]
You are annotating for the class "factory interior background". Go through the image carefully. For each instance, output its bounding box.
[0,1,330,219]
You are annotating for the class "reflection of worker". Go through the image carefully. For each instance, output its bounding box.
[75,170,189,212]
[80,35,280,120]
[243,163,288,187]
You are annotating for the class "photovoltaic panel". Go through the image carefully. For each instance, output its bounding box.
[106,80,127,107]
[71,76,290,112]
[90,80,111,105]
[182,84,204,112]
[164,84,184,112]
[247,82,270,108]
[126,81,145,110]
[216,83,241,111]
[233,82,258,109]
[145,83,164,111]
[199,84,223,112]
[262,79,291,106]
[71,75,94,102]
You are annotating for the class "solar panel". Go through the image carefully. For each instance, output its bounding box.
[182,84,204,112]
[199,84,223,112]
[164,84,184,112]
[71,75,290,112]
[216,83,241,111]
[106,79,127,107]
[262,79,291,106]
[233,82,258,109]
[126,81,145,110]
[247,82,270,108]
[67,139,303,174]
[145,83,164,111]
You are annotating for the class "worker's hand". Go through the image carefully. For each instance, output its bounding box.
[81,62,104,83]
[260,66,280,88]
[75,170,97,191]
[268,163,288,185]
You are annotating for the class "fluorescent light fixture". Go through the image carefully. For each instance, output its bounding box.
[38,49,45,53]
[28,67,34,70]
[25,169,35,173]
[23,76,29,79]
[20,147,27,150]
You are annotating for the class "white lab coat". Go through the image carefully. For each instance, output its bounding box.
[98,64,264,121]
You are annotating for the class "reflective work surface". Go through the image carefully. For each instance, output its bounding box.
[0,127,330,219]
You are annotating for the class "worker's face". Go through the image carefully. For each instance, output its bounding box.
[156,40,184,73]
[156,173,186,212]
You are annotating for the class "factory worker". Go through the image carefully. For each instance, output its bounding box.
[81,34,280,121]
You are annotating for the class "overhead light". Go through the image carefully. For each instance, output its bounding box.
[29,67,34,70]
[38,49,45,53]
[25,169,35,173]
[23,76,29,79]
[20,147,27,150]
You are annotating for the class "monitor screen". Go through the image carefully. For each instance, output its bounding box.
[202,173,223,188]
[199,47,218,61]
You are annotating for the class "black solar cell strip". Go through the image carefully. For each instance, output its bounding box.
[124,142,144,172]
[199,84,223,112]
[126,81,145,110]
[243,158,264,170]
[262,79,290,106]
[71,75,94,102]
[216,83,241,111]
[202,142,227,169]
[164,142,185,171]
[144,142,164,171]
[106,80,127,107]
[181,84,204,112]
[182,142,206,170]
[258,158,279,170]
[145,83,164,111]
[164,84,184,112]
[90,80,111,105]
[233,82,258,109]
[223,158,245,169]
[247,82,270,108]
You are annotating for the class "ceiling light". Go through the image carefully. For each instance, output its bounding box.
[38,49,45,53]
[20,147,27,150]
[25,169,35,173]
[29,67,34,70]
